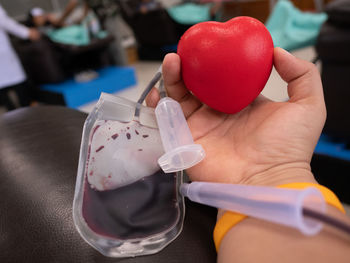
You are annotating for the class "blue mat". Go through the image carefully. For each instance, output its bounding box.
[41,66,137,108]
[315,134,350,161]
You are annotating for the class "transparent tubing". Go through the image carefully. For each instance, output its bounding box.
[180,182,326,235]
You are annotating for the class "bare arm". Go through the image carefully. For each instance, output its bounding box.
[54,0,79,27]
[217,49,350,262]
[219,202,350,263]
[146,49,350,262]
[74,3,90,25]
[0,7,29,39]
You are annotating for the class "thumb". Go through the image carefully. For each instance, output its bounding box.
[273,47,324,104]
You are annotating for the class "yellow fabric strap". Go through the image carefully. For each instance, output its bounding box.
[278,183,344,213]
[213,182,345,252]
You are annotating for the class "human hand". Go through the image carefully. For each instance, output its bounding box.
[28,28,40,41]
[146,48,326,186]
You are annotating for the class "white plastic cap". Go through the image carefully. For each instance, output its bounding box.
[155,97,205,173]
[31,7,44,17]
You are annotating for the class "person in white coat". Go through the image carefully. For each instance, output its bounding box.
[0,4,40,111]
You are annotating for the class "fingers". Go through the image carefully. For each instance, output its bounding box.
[162,53,188,101]
[273,47,324,104]
[145,87,160,108]
[162,53,202,117]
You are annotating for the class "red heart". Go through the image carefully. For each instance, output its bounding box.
[177,16,274,114]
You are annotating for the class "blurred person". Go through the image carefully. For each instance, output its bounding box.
[47,0,81,27]
[27,7,48,27]
[47,0,99,27]
[25,7,56,34]
[0,4,40,111]
[25,1,89,29]
[25,2,111,84]
[29,1,103,39]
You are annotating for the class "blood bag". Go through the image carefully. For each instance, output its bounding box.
[73,93,185,257]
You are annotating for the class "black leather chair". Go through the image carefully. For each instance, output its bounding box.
[12,37,66,84]
[312,0,350,202]
[12,35,114,85]
[0,106,217,262]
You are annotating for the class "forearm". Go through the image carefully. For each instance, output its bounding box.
[217,170,350,263]
[75,3,89,25]
[0,14,29,39]
[56,0,78,26]
[218,205,350,263]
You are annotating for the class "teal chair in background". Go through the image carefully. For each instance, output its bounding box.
[266,0,327,51]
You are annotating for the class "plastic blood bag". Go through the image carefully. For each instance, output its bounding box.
[73,93,184,257]
[86,120,163,190]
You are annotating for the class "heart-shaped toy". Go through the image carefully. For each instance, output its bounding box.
[177,16,274,114]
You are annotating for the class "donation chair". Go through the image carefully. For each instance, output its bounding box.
[0,106,217,262]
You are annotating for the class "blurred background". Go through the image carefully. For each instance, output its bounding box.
[0,0,349,208]
[0,0,335,113]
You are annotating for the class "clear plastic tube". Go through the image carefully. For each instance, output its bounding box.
[180,182,326,235]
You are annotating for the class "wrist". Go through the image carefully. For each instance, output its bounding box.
[217,164,317,220]
[215,182,347,253]
[241,162,317,187]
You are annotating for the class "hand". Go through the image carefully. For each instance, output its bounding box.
[28,29,40,41]
[146,48,326,186]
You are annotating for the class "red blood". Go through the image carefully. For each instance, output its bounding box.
[91,125,100,139]
[96,146,104,153]
[177,16,274,114]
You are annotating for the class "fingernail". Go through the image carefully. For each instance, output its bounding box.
[276,47,293,57]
